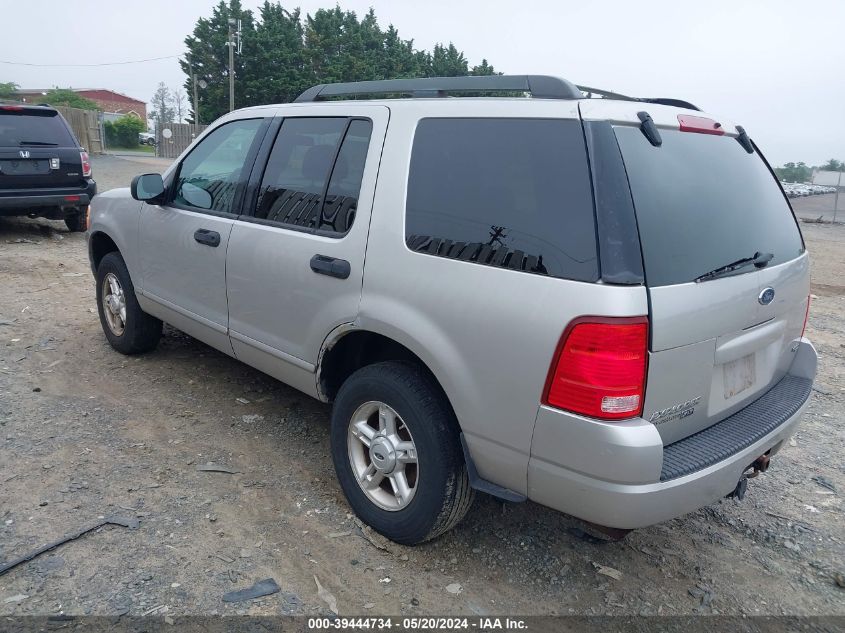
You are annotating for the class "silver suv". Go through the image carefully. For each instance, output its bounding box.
[88,76,817,544]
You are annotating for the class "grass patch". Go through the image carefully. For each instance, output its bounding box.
[108,145,155,154]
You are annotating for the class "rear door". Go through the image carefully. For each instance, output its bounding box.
[225,104,388,391]
[0,107,84,191]
[588,103,809,445]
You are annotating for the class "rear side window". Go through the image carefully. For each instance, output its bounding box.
[0,110,76,147]
[255,117,373,235]
[405,118,598,281]
[173,118,263,214]
[615,126,804,287]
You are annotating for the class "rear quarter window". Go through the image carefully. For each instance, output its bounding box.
[405,117,598,282]
[614,126,804,287]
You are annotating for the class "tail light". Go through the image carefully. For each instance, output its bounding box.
[801,295,810,338]
[80,151,91,178]
[543,317,649,420]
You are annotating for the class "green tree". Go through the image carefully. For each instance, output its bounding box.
[430,43,468,77]
[149,82,176,125]
[104,115,146,148]
[180,1,499,122]
[0,81,18,99]
[379,25,428,79]
[180,0,256,124]
[471,59,497,76]
[774,162,813,183]
[244,2,309,105]
[41,88,98,110]
[821,159,844,172]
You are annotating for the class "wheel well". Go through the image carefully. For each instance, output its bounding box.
[89,232,119,271]
[319,330,456,418]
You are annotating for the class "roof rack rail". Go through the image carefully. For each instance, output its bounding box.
[577,85,700,111]
[294,75,583,102]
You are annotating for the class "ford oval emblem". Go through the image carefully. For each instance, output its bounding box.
[759,287,775,305]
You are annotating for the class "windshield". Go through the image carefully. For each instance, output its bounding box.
[614,126,804,287]
[0,111,76,148]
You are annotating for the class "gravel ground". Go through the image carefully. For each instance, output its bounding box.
[0,155,843,617]
[791,193,844,223]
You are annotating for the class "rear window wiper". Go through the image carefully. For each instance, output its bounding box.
[694,251,774,283]
[19,141,58,146]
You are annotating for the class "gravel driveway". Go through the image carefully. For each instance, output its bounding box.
[0,155,843,618]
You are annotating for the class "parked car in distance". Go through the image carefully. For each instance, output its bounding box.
[781,181,836,197]
[87,75,817,544]
[138,132,156,146]
[0,103,96,231]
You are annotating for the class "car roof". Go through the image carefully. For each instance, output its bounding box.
[232,96,738,136]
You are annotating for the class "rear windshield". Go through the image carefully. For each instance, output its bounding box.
[0,110,76,148]
[614,126,804,287]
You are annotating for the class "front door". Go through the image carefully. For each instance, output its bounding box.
[225,105,388,394]
[138,117,267,353]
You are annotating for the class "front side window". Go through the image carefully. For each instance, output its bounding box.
[405,118,598,282]
[173,118,263,214]
[255,117,372,235]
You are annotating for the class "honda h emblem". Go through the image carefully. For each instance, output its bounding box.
[19,150,30,159]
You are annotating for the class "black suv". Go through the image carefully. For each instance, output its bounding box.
[0,104,97,231]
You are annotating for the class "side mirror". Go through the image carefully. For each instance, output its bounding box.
[131,173,165,202]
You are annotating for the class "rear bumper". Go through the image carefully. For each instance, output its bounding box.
[0,179,96,215]
[527,339,817,529]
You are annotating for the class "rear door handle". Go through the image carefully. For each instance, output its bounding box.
[310,254,351,279]
[194,229,220,247]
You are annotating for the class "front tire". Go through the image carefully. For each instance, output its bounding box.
[96,252,162,354]
[330,361,475,545]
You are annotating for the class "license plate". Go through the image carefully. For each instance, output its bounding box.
[0,159,48,175]
[723,354,755,399]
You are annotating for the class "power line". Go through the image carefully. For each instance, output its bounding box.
[0,56,180,68]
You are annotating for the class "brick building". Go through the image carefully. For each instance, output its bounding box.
[15,88,147,120]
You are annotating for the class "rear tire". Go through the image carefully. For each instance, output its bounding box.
[64,210,86,232]
[330,361,475,545]
[96,252,162,354]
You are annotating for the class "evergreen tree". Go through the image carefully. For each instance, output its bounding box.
[180,0,256,123]
[430,43,468,77]
[245,2,309,105]
[181,1,500,121]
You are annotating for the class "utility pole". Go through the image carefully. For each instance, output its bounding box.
[227,20,235,112]
[192,73,200,125]
[227,17,242,112]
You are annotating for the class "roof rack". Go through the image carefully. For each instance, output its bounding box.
[577,85,700,111]
[292,75,700,111]
[294,75,583,102]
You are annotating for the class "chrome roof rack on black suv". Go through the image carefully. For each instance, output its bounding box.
[293,74,700,111]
